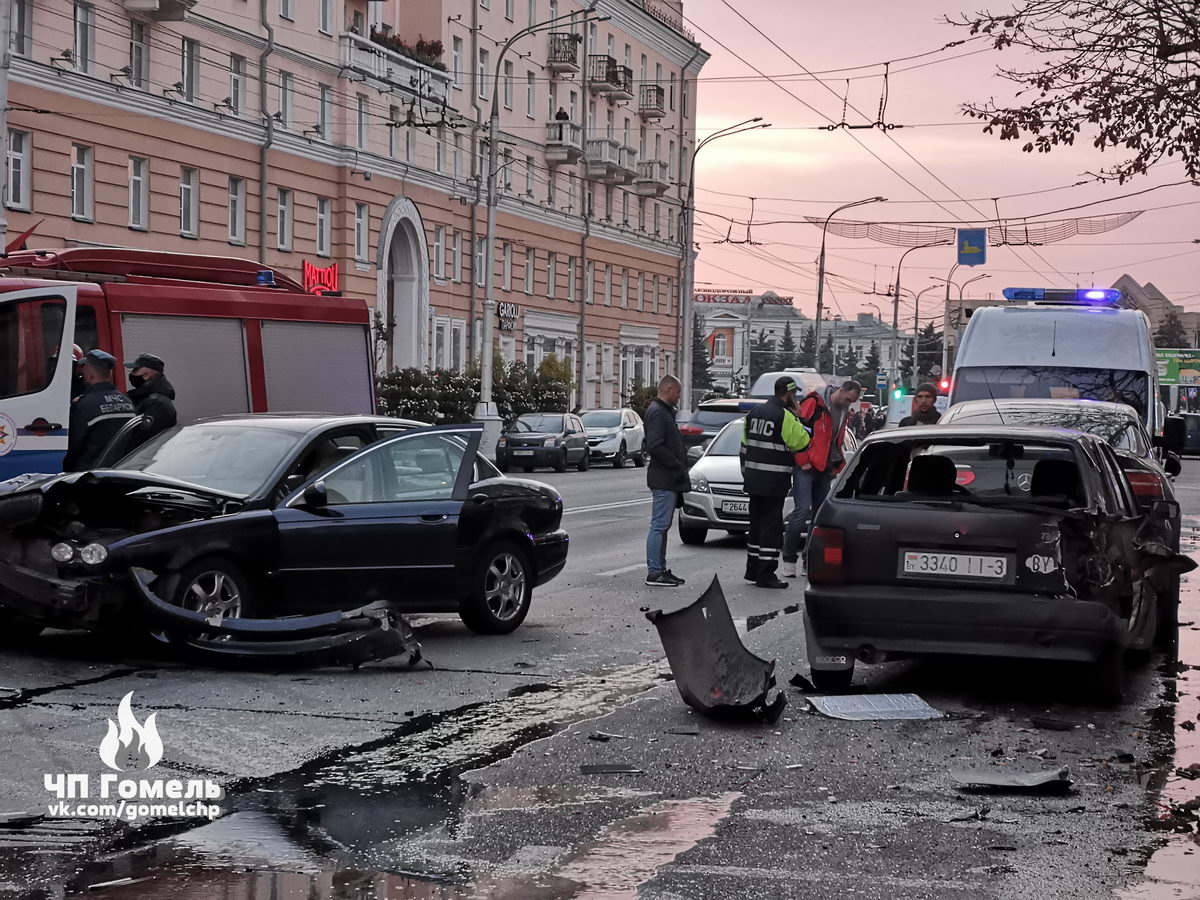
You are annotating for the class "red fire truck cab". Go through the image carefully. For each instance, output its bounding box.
[0,248,375,480]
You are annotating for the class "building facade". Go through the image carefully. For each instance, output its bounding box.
[1113,274,1200,344]
[3,0,705,408]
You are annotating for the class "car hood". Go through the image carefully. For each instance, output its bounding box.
[692,456,743,484]
[585,426,620,435]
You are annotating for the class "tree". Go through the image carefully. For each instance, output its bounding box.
[1154,311,1192,348]
[898,341,915,386]
[798,325,818,369]
[817,335,835,375]
[749,330,775,382]
[836,344,860,378]
[862,341,882,378]
[916,323,944,377]
[949,2,1200,181]
[691,312,715,393]
[776,320,799,371]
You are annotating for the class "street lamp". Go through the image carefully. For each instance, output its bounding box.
[679,118,771,409]
[931,271,990,376]
[890,241,950,396]
[475,8,607,453]
[813,195,886,369]
[909,284,940,389]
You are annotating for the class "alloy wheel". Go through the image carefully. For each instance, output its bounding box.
[484,552,527,621]
[182,570,243,622]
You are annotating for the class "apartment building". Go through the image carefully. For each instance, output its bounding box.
[3,0,706,406]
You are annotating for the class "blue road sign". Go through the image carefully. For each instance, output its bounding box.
[957,228,987,266]
[876,371,887,391]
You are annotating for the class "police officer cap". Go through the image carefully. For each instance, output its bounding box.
[82,349,117,371]
[124,352,165,372]
[774,376,798,395]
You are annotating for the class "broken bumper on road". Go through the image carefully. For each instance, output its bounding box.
[0,561,125,628]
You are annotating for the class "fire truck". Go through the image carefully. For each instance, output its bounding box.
[0,248,375,481]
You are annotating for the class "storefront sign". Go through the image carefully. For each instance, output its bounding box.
[1156,348,1200,385]
[498,300,520,332]
[302,261,339,294]
[694,292,794,305]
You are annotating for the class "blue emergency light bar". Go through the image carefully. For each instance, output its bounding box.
[1002,287,1121,305]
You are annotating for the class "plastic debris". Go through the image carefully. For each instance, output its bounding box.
[807,693,943,721]
[950,765,1075,794]
[580,764,645,775]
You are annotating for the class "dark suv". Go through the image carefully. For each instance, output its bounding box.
[497,412,590,473]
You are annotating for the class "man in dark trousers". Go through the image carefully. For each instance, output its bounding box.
[644,374,690,587]
[63,350,135,472]
[125,353,178,442]
[898,383,941,427]
[741,376,811,589]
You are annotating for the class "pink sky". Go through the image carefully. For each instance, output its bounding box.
[683,0,1199,326]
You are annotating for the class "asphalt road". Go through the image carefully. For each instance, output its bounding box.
[0,458,1196,899]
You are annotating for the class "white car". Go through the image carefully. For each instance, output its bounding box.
[580,408,647,468]
[679,418,749,543]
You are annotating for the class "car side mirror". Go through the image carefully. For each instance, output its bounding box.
[1151,498,1179,521]
[1157,416,1186,456]
[1165,452,1182,478]
[686,446,704,467]
[300,481,328,509]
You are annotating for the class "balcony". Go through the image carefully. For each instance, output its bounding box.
[616,145,639,184]
[545,121,583,165]
[340,33,452,104]
[611,66,634,101]
[634,159,670,197]
[639,83,666,119]
[584,138,621,182]
[547,33,580,75]
[587,55,622,94]
[122,0,196,19]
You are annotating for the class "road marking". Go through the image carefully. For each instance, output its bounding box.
[563,498,652,515]
[596,562,645,576]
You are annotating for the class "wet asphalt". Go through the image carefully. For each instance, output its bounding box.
[0,459,1196,898]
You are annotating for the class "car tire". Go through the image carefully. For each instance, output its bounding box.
[1126,580,1158,658]
[0,611,44,643]
[577,452,590,472]
[613,443,627,469]
[1155,574,1180,651]
[165,557,256,626]
[459,541,532,635]
[554,450,568,473]
[1092,646,1125,705]
[811,664,854,693]
[496,461,510,473]
[633,449,646,468]
[678,522,708,545]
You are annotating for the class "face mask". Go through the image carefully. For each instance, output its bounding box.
[129,374,147,389]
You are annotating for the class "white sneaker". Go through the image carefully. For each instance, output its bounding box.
[782,561,797,578]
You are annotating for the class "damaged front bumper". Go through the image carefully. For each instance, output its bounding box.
[0,561,126,628]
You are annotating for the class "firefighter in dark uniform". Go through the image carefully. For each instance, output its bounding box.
[741,376,811,588]
[63,350,136,472]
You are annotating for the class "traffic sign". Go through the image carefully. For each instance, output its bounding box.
[876,372,887,391]
[956,228,986,266]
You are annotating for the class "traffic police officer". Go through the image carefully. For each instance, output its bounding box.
[741,376,811,588]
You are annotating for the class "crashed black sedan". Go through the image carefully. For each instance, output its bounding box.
[0,416,568,639]
[803,425,1191,701]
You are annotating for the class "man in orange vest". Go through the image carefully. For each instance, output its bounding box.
[781,379,862,578]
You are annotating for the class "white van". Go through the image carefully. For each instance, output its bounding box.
[747,370,828,399]
[950,299,1161,434]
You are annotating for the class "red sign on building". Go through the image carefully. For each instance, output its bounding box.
[303,260,339,294]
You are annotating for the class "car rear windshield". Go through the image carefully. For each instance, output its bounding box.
[706,420,745,456]
[581,411,620,428]
[115,424,304,497]
[693,410,743,428]
[839,437,1087,508]
[513,414,563,433]
[954,366,1148,418]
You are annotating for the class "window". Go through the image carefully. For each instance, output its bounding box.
[524,155,534,195]
[433,225,446,278]
[280,0,294,19]
[639,53,647,81]
[128,22,149,88]
[355,94,368,149]
[547,252,557,299]
[451,38,463,89]
[6,130,31,210]
[274,71,293,127]
[528,0,537,25]
[452,133,462,178]
[653,202,660,235]
[73,2,94,73]
[316,197,331,256]
[567,257,576,302]
[354,203,369,262]
[478,50,490,99]
[475,238,486,287]
[526,72,536,117]
[585,261,594,303]
[276,188,293,250]
[318,0,332,33]
[668,208,676,241]
[11,0,31,57]
[229,56,246,115]
[435,126,445,174]
[181,40,201,102]
[179,166,199,236]
[320,86,333,141]
[228,176,246,243]
[669,73,677,110]
[502,242,513,290]
[128,157,149,229]
[70,145,93,220]
[524,248,536,294]
[406,128,415,162]
[505,0,514,18]
[502,61,514,108]
[323,432,466,505]
[637,272,645,311]
[480,0,489,8]
[621,269,629,308]
[653,275,661,314]
[452,232,463,283]
[604,264,612,305]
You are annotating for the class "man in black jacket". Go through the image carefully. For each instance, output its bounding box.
[643,374,690,587]
[124,353,178,442]
[898,383,941,427]
[63,350,135,472]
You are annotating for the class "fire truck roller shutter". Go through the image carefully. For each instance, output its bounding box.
[119,314,251,422]
[260,321,374,414]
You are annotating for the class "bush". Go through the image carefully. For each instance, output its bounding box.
[625,379,658,418]
[376,360,570,426]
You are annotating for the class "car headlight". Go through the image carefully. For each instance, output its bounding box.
[80,543,109,566]
[544,436,557,446]
[51,542,75,563]
[691,474,710,493]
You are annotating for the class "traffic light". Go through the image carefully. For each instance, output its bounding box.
[892,383,903,400]
[939,378,950,392]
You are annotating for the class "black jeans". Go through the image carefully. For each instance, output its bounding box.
[746,494,785,581]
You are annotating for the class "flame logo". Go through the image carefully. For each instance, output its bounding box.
[98,692,163,771]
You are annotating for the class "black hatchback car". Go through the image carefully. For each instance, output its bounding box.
[0,416,568,637]
[803,425,1189,701]
[496,412,590,473]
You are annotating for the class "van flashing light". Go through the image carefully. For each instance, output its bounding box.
[1002,287,1120,305]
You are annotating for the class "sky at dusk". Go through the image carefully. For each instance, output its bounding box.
[680,0,1199,327]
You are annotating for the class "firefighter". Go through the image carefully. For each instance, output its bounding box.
[740,377,811,589]
[63,350,135,472]
[124,353,178,442]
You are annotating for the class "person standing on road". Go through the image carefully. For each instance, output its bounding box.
[898,383,941,427]
[63,350,136,472]
[742,377,811,589]
[124,353,178,443]
[781,379,862,578]
[644,374,690,587]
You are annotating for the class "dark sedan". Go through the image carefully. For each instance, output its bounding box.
[496,412,590,473]
[803,425,1190,701]
[679,399,761,449]
[0,416,568,638]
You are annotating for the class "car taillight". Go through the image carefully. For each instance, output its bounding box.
[1125,469,1166,500]
[679,424,704,435]
[807,526,845,584]
[954,466,975,486]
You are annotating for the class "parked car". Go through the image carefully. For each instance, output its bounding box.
[0,416,569,637]
[679,418,750,544]
[1182,413,1200,457]
[679,398,760,449]
[496,412,590,473]
[803,424,1190,700]
[580,408,646,468]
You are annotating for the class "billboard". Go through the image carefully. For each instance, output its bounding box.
[1155,348,1200,386]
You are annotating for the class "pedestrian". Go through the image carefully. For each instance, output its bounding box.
[742,376,811,589]
[554,105,570,140]
[781,379,862,578]
[124,353,178,442]
[643,374,690,587]
[63,350,136,472]
[898,383,941,427]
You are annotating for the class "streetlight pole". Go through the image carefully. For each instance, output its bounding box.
[910,284,939,389]
[890,242,949,398]
[679,118,770,409]
[475,9,604,454]
[931,271,989,377]
[814,195,886,371]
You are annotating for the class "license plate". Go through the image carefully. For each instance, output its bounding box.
[901,551,1008,580]
[513,450,534,456]
[721,500,750,515]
